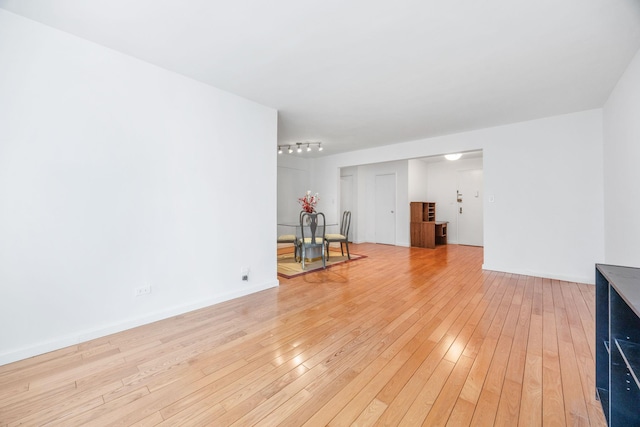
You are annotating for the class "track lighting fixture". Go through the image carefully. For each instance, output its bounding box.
[277,142,323,155]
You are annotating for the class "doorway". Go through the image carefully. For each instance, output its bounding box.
[374,173,396,245]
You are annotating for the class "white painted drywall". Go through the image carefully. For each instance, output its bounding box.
[277,155,311,238]
[340,166,359,243]
[313,110,604,283]
[408,159,429,202]
[0,10,278,365]
[603,48,640,268]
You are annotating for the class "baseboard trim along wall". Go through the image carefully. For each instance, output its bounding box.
[0,280,279,367]
[482,264,594,285]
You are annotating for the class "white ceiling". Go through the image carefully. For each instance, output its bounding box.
[2,0,640,156]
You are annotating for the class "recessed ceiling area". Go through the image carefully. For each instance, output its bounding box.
[2,1,639,156]
[417,150,483,165]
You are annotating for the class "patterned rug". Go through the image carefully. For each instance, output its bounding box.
[277,250,365,279]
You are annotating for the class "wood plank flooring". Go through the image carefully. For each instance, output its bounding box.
[0,243,606,426]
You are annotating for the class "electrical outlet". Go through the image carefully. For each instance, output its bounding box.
[241,267,249,281]
[134,284,151,296]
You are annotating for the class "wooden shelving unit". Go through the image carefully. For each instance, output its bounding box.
[410,201,435,222]
[596,264,640,426]
[410,202,447,249]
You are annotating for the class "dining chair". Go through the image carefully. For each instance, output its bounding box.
[277,211,304,261]
[325,210,351,260]
[298,211,326,270]
[277,234,298,261]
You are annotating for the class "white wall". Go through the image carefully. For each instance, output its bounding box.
[340,166,359,243]
[277,154,311,232]
[408,159,429,202]
[603,47,640,267]
[313,109,604,283]
[0,10,278,365]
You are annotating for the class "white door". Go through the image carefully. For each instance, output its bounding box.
[340,175,355,241]
[457,169,483,246]
[375,174,396,245]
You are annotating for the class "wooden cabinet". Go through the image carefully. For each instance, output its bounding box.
[410,202,447,249]
[596,264,640,426]
[410,222,436,249]
[410,202,435,222]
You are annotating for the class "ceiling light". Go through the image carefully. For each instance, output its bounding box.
[277,142,323,155]
[445,153,462,161]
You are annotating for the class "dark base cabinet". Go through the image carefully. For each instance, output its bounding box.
[596,264,640,426]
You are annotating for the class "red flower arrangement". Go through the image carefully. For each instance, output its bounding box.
[298,191,319,213]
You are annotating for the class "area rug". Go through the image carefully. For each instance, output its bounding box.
[277,250,365,279]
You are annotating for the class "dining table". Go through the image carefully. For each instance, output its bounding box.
[278,221,338,262]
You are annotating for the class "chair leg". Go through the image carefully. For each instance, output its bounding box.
[325,241,330,260]
[340,242,344,257]
[345,241,350,259]
[321,244,326,268]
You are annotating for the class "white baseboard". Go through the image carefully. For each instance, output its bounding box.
[0,279,279,367]
[482,264,594,285]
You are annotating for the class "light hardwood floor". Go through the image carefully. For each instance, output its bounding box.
[0,243,606,426]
